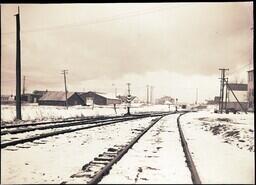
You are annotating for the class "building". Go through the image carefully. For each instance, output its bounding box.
[20,93,38,103]
[1,95,15,104]
[32,90,48,102]
[206,96,220,105]
[79,91,121,105]
[248,69,254,111]
[155,96,175,105]
[38,91,85,106]
[226,83,248,111]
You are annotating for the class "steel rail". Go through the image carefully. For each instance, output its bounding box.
[0,115,124,129]
[1,116,138,136]
[87,114,167,184]
[177,112,201,184]
[1,111,170,129]
[1,112,171,136]
[1,113,169,149]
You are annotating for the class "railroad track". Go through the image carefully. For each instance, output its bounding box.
[60,112,201,184]
[0,115,123,129]
[1,111,171,131]
[1,112,172,149]
[177,112,201,184]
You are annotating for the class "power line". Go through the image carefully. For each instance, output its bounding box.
[2,6,171,35]
[228,63,251,76]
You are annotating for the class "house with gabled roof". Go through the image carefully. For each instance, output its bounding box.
[78,91,121,105]
[38,91,85,106]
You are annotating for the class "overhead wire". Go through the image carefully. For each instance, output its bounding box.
[228,63,251,77]
[2,5,171,35]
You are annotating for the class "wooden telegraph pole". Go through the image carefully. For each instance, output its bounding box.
[126,83,131,115]
[150,86,154,104]
[22,75,26,95]
[15,7,22,120]
[61,70,68,109]
[146,85,149,104]
[218,68,229,113]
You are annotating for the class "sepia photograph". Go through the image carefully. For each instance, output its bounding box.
[1,2,254,184]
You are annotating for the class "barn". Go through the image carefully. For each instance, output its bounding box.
[38,91,85,106]
[78,91,121,105]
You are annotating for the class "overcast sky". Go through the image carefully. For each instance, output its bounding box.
[1,2,253,103]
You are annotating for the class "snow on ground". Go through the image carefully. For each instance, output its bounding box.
[180,111,254,184]
[100,114,192,184]
[0,104,174,124]
[1,117,155,184]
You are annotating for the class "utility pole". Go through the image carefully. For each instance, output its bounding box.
[146,85,149,104]
[15,7,22,120]
[0,5,1,89]
[150,86,154,104]
[218,68,229,113]
[126,83,131,115]
[112,83,117,97]
[22,75,26,95]
[224,78,228,112]
[195,88,198,105]
[61,70,68,109]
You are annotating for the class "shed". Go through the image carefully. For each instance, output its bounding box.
[79,91,121,105]
[38,91,85,106]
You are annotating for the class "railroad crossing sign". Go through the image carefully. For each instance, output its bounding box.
[127,94,132,103]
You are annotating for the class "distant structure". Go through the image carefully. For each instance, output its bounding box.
[226,83,248,111]
[20,93,37,103]
[155,96,175,105]
[132,96,141,103]
[1,95,15,105]
[206,96,220,105]
[248,69,254,111]
[79,91,121,106]
[38,91,85,106]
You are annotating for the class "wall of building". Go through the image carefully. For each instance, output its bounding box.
[38,100,66,106]
[106,99,121,105]
[80,92,107,105]
[38,94,84,106]
[248,70,254,111]
[226,102,248,111]
[68,94,85,106]
[228,91,248,102]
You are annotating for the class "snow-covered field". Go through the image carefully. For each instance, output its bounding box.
[1,104,174,123]
[1,106,254,184]
[180,111,254,184]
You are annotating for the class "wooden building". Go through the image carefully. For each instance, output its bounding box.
[155,96,175,105]
[1,95,15,105]
[79,91,121,105]
[248,69,254,111]
[38,91,85,106]
[226,83,248,111]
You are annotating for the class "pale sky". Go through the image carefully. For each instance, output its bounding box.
[1,3,254,103]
